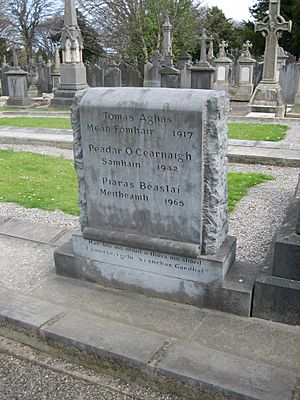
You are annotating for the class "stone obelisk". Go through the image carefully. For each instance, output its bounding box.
[52,0,87,108]
[248,0,292,117]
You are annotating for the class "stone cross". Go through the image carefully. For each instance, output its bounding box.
[218,40,228,58]
[151,50,162,67]
[199,29,210,66]
[12,45,19,69]
[208,37,215,61]
[162,14,172,58]
[256,0,292,82]
[242,40,253,58]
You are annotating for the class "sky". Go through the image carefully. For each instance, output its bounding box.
[203,0,255,22]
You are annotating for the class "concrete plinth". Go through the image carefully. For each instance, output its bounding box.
[248,81,286,117]
[54,234,256,317]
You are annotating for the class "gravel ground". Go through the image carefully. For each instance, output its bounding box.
[0,337,179,400]
[0,143,299,266]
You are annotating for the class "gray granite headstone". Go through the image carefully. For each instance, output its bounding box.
[73,87,229,255]
[55,87,239,310]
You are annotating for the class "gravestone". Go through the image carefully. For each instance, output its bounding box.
[52,0,87,108]
[6,47,31,108]
[190,29,215,89]
[1,56,10,96]
[177,52,192,89]
[143,51,162,87]
[231,41,256,101]
[289,62,300,117]
[212,40,232,92]
[87,63,104,87]
[159,16,180,88]
[248,0,292,116]
[53,87,257,316]
[51,48,61,91]
[104,61,121,87]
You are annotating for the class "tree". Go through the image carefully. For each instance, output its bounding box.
[198,6,243,56]
[35,9,105,62]
[77,0,201,65]
[5,0,60,62]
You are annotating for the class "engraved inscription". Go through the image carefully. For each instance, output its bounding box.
[80,99,203,244]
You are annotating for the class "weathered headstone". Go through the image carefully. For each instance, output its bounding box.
[289,62,300,117]
[213,40,232,92]
[190,29,215,89]
[248,0,292,116]
[1,56,10,96]
[51,48,61,91]
[177,52,193,89]
[231,41,256,101]
[52,0,87,108]
[53,87,252,315]
[276,45,288,81]
[6,47,31,108]
[104,61,122,87]
[143,51,162,87]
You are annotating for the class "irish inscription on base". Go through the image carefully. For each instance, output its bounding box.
[79,88,203,245]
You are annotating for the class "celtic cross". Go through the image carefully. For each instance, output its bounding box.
[256,0,292,82]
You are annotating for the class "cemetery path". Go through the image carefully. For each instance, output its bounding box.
[0,336,178,400]
[0,218,299,400]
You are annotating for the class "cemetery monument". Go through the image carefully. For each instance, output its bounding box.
[6,47,31,108]
[54,87,255,316]
[52,0,87,108]
[248,0,292,117]
[190,29,215,89]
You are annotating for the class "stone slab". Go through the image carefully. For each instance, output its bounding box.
[30,275,207,340]
[0,218,67,244]
[0,286,66,332]
[72,234,236,284]
[54,239,255,317]
[156,341,298,400]
[193,313,300,372]
[0,235,54,292]
[221,261,257,317]
[51,229,80,247]
[252,276,300,325]
[41,311,169,370]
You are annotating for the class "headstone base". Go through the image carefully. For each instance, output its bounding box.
[6,97,32,108]
[190,66,215,90]
[230,84,254,102]
[248,81,286,117]
[54,234,256,316]
[51,87,87,108]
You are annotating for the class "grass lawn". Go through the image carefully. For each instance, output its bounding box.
[0,150,274,215]
[0,150,78,215]
[0,117,71,130]
[0,117,289,142]
[228,123,288,141]
[228,171,274,212]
